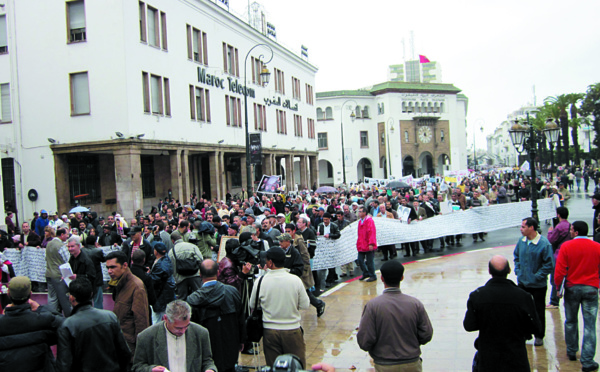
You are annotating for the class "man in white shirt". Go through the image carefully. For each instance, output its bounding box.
[250,247,310,368]
[132,300,217,372]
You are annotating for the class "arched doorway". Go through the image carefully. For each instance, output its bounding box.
[318,159,334,186]
[357,158,372,181]
[418,151,434,177]
[402,155,415,177]
[437,154,450,175]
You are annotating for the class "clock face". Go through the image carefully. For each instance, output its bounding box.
[418,126,433,143]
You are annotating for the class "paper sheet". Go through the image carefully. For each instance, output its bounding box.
[59,263,73,286]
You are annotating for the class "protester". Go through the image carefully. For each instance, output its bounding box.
[356,206,377,282]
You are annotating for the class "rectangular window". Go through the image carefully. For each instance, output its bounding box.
[225,95,241,127]
[274,68,285,94]
[222,43,239,77]
[294,114,303,137]
[360,131,369,148]
[67,154,101,205]
[251,57,264,85]
[318,132,328,149]
[142,72,150,113]
[307,118,315,139]
[305,83,314,105]
[160,11,167,50]
[139,2,146,42]
[292,77,301,100]
[189,85,211,122]
[0,83,11,123]
[141,156,156,198]
[0,15,7,54]
[150,74,162,114]
[69,72,90,115]
[147,6,159,47]
[66,1,86,43]
[276,109,287,134]
[254,103,266,131]
[163,77,170,116]
[187,25,208,64]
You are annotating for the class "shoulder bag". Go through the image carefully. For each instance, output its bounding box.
[246,275,265,343]
[172,246,200,276]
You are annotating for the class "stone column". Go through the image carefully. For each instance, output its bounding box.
[54,154,70,215]
[114,148,143,219]
[170,149,183,202]
[219,151,227,200]
[208,151,221,201]
[299,155,308,190]
[309,155,319,190]
[264,154,273,177]
[182,150,191,203]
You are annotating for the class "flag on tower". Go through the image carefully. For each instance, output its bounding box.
[419,55,430,63]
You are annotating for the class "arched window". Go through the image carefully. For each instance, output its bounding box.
[317,107,323,120]
[433,103,439,113]
[355,105,362,118]
[325,107,333,119]
[402,102,407,113]
[440,103,444,113]
[428,102,433,113]
[362,105,369,118]
[404,130,409,143]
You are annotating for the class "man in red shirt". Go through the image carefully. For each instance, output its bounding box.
[356,206,377,282]
[555,221,600,371]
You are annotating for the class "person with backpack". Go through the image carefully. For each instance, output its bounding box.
[546,206,571,309]
[168,230,203,300]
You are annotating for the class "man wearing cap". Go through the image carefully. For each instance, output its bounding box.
[277,213,287,233]
[228,223,240,237]
[57,277,132,372]
[250,247,310,367]
[35,209,50,236]
[46,227,72,316]
[123,225,154,268]
[358,261,433,371]
[169,230,204,300]
[0,276,64,371]
[98,223,123,247]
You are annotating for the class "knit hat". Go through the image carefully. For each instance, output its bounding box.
[8,276,31,301]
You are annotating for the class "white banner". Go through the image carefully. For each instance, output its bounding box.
[4,246,121,283]
[312,197,557,270]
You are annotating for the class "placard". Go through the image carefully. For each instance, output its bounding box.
[217,236,237,262]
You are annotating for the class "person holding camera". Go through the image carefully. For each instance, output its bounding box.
[250,247,310,368]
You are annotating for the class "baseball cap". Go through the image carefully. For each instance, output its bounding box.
[8,276,32,301]
[318,207,325,211]
[154,243,168,255]
[40,209,48,214]
[278,233,293,242]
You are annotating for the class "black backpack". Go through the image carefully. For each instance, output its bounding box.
[172,246,200,276]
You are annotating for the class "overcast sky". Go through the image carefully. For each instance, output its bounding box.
[230,0,600,149]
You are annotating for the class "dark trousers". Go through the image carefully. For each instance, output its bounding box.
[420,240,433,253]
[380,245,395,259]
[439,237,445,248]
[518,284,547,339]
[472,232,484,240]
[176,276,203,300]
[326,268,338,283]
[263,328,306,368]
[307,289,324,309]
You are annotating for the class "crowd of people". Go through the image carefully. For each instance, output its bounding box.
[2,163,600,371]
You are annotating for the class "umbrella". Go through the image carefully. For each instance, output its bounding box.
[69,206,89,213]
[315,186,337,194]
[386,181,411,189]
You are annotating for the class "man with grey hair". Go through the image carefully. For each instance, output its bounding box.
[132,300,217,372]
[67,235,96,285]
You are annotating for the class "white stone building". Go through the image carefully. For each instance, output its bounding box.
[316,82,468,185]
[0,0,318,222]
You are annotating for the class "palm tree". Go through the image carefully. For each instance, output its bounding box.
[580,83,600,155]
[544,95,570,165]
[564,93,585,165]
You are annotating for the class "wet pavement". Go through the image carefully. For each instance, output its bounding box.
[239,188,600,371]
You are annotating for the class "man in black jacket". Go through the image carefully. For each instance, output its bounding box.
[130,250,157,325]
[67,236,96,284]
[122,226,154,268]
[0,276,64,372]
[82,237,106,309]
[278,233,304,278]
[463,255,541,371]
[317,213,341,287]
[57,277,131,372]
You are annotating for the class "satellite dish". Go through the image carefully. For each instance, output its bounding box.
[28,189,38,201]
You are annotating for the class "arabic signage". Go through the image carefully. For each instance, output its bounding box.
[249,133,262,164]
[264,96,299,111]
[197,67,256,98]
[399,93,446,102]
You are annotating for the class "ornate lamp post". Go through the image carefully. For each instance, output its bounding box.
[544,118,560,176]
[508,112,561,220]
[243,44,273,193]
[340,100,356,185]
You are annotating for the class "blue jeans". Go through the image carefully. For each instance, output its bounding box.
[549,257,560,306]
[357,251,375,278]
[92,285,103,309]
[564,285,598,367]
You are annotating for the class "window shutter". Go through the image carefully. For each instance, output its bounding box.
[0,16,7,47]
[1,84,11,121]
[151,75,160,113]
[71,73,89,114]
[69,1,86,29]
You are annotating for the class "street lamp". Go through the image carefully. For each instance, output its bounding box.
[340,100,356,185]
[244,44,273,194]
[544,118,560,176]
[508,112,560,220]
[473,126,483,171]
[386,117,395,178]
